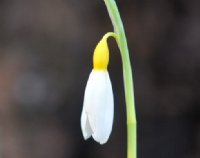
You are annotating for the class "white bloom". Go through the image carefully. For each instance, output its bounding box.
[81,70,114,144]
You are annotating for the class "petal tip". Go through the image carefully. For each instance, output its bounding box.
[81,112,93,140]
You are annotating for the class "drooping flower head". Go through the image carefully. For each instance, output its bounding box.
[81,33,115,144]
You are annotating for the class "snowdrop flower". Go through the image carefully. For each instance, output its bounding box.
[81,34,114,144]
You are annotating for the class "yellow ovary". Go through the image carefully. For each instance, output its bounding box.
[93,39,109,70]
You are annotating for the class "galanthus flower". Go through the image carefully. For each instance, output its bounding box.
[81,34,114,144]
[80,1,137,158]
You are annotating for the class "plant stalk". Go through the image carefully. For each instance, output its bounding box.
[103,1,137,158]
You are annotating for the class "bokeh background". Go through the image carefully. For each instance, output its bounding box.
[0,0,200,158]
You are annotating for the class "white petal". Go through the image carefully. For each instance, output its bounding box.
[83,70,114,144]
[81,107,93,139]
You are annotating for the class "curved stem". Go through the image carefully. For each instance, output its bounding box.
[103,1,137,158]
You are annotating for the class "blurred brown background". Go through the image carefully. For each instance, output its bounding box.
[0,0,200,158]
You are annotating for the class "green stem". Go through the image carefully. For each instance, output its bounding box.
[103,1,137,158]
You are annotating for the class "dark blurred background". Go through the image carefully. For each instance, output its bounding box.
[0,0,200,158]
